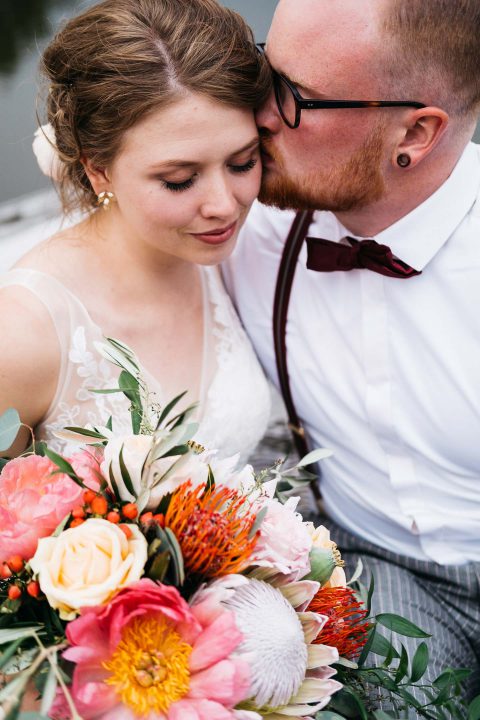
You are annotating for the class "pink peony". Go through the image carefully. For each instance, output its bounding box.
[0,455,86,562]
[250,496,312,580]
[50,579,251,720]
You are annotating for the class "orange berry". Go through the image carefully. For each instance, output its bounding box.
[153,513,165,528]
[119,524,132,539]
[91,495,108,515]
[72,506,86,519]
[70,518,85,528]
[106,511,121,524]
[0,563,12,579]
[26,581,40,598]
[83,489,97,504]
[122,503,138,520]
[7,555,24,573]
[8,585,22,601]
[140,512,153,524]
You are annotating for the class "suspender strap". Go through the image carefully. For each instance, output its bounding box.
[273,209,314,460]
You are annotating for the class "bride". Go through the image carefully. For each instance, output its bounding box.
[0,0,272,459]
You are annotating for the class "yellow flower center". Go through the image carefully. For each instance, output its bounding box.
[103,615,192,716]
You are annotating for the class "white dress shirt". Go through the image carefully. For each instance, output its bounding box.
[224,142,480,565]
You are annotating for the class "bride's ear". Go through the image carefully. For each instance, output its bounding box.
[82,156,112,195]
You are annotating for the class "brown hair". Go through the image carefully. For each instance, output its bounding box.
[382,0,480,117]
[41,0,271,212]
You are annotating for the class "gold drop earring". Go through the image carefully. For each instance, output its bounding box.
[97,190,116,209]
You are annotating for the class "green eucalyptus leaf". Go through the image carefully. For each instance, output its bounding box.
[119,445,136,497]
[40,660,58,717]
[249,505,268,539]
[147,551,170,582]
[410,641,429,682]
[157,391,188,427]
[297,447,333,467]
[43,449,85,488]
[0,408,21,453]
[315,713,346,720]
[0,626,42,645]
[376,613,431,638]
[394,643,409,683]
[357,624,375,667]
[164,528,185,586]
[52,513,71,538]
[366,573,375,615]
[166,402,198,430]
[205,466,215,494]
[468,694,480,720]
[373,712,396,719]
[347,557,363,585]
[369,631,400,659]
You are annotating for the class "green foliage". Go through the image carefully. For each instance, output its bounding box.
[0,408,21,452]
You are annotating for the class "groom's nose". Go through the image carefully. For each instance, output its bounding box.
[256,90,282,134]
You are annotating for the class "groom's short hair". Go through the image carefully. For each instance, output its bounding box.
[383,0,480,117]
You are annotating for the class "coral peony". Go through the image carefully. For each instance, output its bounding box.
[0,455,84,562]
[50,579,250,720]
[68,448,103,491]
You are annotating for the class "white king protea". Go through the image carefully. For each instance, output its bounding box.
[190,575,342,719]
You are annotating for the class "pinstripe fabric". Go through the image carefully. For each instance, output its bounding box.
[315,515,480,717]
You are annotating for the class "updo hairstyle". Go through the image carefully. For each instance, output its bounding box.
[41,0,271,213]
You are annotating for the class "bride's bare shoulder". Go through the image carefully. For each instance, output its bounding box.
[13,220,89,275]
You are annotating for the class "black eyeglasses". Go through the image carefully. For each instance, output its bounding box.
[256,43,426,129]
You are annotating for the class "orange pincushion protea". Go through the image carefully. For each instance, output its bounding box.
[164,481,258,578]
[308,585,370,659]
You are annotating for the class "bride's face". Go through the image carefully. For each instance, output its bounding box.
[105,92,261,265]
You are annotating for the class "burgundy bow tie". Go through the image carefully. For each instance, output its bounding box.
[306,236,421,279]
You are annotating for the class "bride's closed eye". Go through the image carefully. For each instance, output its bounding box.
[161,156,259,193]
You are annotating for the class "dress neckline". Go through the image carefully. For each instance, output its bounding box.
[6,266,211,414]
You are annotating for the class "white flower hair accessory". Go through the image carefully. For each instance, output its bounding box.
[32,122,64,181]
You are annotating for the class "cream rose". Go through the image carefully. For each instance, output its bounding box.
[29,518,147,619]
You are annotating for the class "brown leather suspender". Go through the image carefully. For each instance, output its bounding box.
[273,209,323,505]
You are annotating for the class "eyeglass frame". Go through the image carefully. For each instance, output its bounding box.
[256,43,426,129]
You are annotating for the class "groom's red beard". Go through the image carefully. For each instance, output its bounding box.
[258,124,387,212]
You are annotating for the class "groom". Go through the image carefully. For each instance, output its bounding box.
[225,0,480,698]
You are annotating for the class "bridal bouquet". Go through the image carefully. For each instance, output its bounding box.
[0,340,473,720]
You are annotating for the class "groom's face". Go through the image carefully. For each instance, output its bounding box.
[257,0,389,212]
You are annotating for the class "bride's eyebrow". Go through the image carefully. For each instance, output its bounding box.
[149,138,260,171]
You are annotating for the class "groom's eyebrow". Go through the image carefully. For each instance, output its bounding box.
[149,138,260,171]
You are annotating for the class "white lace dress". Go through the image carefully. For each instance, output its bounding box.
[0,267,271,462]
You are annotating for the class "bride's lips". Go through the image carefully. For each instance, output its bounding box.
[189,220,238,245]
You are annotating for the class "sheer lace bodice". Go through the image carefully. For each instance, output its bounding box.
[0,267,271,462]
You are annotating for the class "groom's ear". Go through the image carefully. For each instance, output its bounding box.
[82,156,112,195]
[391,107,449,168]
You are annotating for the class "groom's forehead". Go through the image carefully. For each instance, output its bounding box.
[270,0,382,52]
[268,0,383,91]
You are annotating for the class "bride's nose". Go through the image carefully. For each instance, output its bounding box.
[199,174,238,219]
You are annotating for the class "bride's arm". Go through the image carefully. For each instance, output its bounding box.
[0,286,59,457]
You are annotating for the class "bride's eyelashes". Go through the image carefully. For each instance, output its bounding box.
[160,157,259,193]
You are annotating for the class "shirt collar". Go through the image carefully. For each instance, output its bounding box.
[332,142,480,271]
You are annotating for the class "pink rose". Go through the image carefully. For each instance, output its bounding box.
[250,496,312,580]
[50,579,251,720]
[0,455,85,562]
